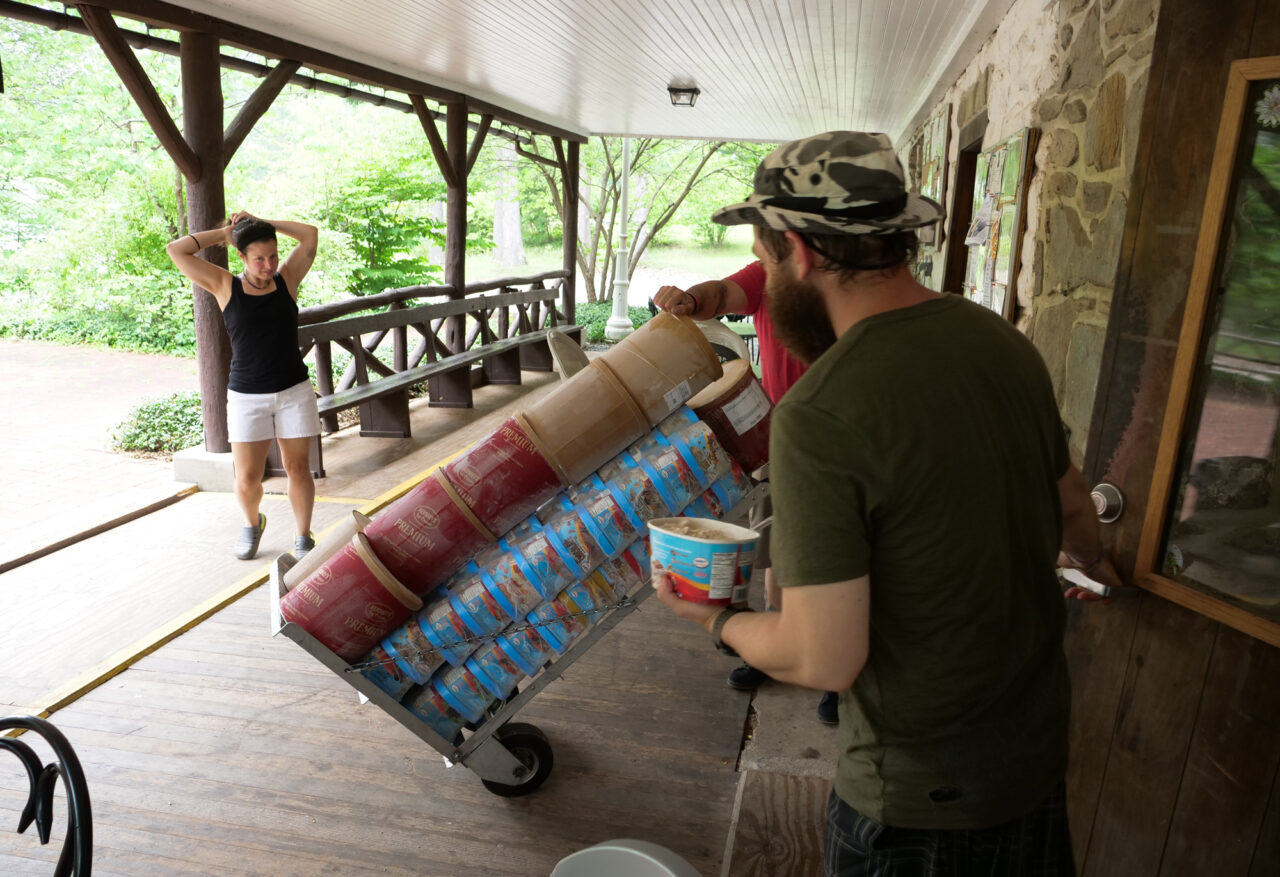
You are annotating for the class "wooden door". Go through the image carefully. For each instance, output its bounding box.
[1065,2,1280,872]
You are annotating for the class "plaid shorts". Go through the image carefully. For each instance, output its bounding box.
[824,783,1075,877]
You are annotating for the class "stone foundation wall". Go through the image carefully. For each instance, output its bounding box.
[903,0,1160,464]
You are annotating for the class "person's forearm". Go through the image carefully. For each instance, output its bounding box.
[717,606,861,691]
[683,280,728,320]
[167,226,227,257]
[266,219,318,247]
[715,609,820,687]
[1059,465,1103,565]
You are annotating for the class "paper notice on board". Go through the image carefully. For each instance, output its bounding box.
[722,380,771,434]
[965,194,998,246]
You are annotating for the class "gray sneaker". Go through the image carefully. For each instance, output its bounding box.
[235,512,266,560]
[294,532,316,559]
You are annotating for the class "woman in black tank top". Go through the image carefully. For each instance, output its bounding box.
[166,212,320,561]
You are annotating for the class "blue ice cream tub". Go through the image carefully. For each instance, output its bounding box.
[467,640,526,700]
[496,626,554,677]
[648,516,758,606]
[357,642,416,700]
[403,683,466,742]
[433,663,495,724]
[507,518,576,600]
[419,586,479,667]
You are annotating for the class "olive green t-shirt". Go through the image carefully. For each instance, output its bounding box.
[771,294,1071,830]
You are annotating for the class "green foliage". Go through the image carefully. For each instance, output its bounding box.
[575,301,653,343]
[316,151,447,296]
[517,162,563,248]
[675,141,774,247]
[1215,124,1280,369]
[0,18,764,362]
[111,390,205,455]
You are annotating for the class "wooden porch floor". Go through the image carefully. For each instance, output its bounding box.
[1,585,749,875]
[1,363,829,875]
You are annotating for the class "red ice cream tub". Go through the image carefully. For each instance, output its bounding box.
[280,531,424,663]
[687,359,772,473]
[442,413,567,537]
[363,469,496,594]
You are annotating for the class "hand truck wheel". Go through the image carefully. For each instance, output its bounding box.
[480,722,554,797]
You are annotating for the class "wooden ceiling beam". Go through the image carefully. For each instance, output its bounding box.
[514,139,561,170]
[76,4,200,181]
[412,94,458,190]
[2,0,549,147]
[70,0,586,142]
[222,58,299,167]
[466,114,493,175]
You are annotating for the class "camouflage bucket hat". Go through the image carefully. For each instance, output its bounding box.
[712,131,942,235]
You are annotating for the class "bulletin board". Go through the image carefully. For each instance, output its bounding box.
[911,104,951,249]
[960,127,1039,320]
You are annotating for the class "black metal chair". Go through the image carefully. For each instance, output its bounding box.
[1,715,93,876]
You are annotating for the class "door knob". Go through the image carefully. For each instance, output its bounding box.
[1091,483,1124,523]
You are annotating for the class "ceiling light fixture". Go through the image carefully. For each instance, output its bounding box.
[668,85,700,108]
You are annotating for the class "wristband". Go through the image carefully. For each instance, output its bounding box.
[685,290,700,313]
[710,605,753,656]
[188,234,199,250]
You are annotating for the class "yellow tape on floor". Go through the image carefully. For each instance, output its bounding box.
[11,446,470,736]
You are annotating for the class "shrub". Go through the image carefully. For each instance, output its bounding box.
[112,390,205,456]
[576,300,653,343]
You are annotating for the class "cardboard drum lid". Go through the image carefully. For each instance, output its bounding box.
[442,414,565,536]
[283,509,371,592]
[279,532,423,663]
[598,312,723,425]
[687,359,772,473]
[523,359,651,484]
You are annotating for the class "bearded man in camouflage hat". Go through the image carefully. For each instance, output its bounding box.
[655,130,1122,875]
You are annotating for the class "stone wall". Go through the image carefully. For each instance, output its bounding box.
[1031,0,1158,463]
[903,0,1160,464]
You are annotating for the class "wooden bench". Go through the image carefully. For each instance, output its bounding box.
[267,273,581,477]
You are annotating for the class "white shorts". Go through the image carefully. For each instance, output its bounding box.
[226,379,322,443]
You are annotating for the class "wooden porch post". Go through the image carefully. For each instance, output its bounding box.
[180,31,231,452]
[413,96,475,407]
[561,140,579,324]
[439,99,471,404]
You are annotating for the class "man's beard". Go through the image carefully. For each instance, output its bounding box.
[765,272,838,365]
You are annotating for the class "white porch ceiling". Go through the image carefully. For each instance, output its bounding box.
[174,0,1017,145]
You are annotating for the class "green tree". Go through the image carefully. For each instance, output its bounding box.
[315,152,448,296]
[675,141,774,247]
[519,136,729,301]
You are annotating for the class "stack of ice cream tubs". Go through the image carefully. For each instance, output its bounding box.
[277,312,773,741]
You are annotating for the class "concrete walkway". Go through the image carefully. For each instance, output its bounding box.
[0,339,200,568]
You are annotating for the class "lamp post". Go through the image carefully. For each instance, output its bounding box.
[605,135,635,341]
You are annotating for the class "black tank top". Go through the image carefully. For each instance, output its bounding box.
[222,274,310,394]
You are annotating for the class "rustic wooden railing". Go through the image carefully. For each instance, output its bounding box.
[277,272,581,476]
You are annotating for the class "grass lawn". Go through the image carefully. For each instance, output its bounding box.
[465,227,757,301]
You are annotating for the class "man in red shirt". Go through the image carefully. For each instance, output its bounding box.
[653,264,838,724]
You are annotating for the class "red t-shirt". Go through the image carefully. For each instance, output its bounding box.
[725,261,809,404]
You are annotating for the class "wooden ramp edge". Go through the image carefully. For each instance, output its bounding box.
[4,450,465,738]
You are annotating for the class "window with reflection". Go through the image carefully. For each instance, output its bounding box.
[1163,77,1280,621]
